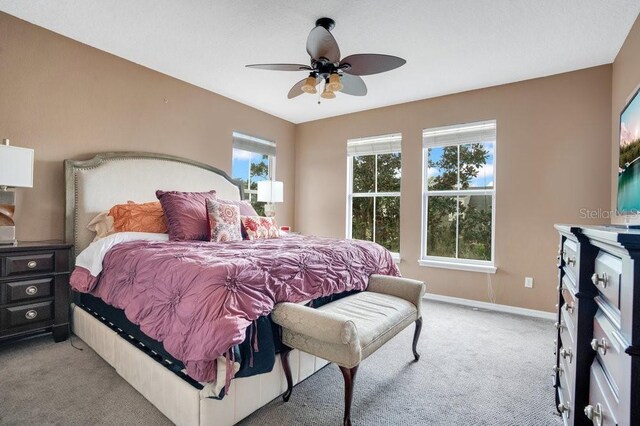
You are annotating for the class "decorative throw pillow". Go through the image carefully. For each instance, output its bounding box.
[240,216,280,240]
[217,199,258,216]
[109,201,167,234]
[156,190,217,241]
[87,211,115,241]
[217,199,258,239]
[206,199,242,242]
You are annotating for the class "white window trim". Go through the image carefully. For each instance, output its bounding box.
[345,145,401,259]
[420,121,497,273]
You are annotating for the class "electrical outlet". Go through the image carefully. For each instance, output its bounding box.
[525,277,534,288]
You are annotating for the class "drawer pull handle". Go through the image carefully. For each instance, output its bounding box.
[25,285,38,296]
[591,272,608,288]
[27,260,38,269]
[564,302,574,314]
[557,402,570,416]
[554,321,565,331]
[552,365,563,376]
[590,338,608,355]
[566,256,576,266]
[584,403,602,425]
[560,347,573,363]
[25,310,38,320]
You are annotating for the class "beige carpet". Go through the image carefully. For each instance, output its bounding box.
[0,301,561,425]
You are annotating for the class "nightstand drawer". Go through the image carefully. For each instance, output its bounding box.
[3,253,54,276]
[1,301,53,329]
[3,278,53,303]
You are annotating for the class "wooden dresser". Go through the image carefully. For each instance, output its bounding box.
[554,225,640,426]
[0,241,73,343]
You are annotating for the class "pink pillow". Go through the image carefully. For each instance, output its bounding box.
[206,199,243,242]
[240,216,280,240]
[217,199,258,216]
[156,190,217,241]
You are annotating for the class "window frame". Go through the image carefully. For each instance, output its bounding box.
[420,121,497,274]
[231,131,277,213]
[234,150,276,203]
[345,137,402,260]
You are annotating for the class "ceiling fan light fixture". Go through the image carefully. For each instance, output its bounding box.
[327,73,343,92]
[301,76,317,94]
[321,85,336,99]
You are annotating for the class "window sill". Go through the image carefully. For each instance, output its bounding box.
[418,259,497,274]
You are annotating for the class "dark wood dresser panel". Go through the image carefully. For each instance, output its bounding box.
[554,225,640,426]
[0,241,73,343]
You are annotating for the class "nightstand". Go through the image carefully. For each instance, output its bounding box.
[0,241,73,343]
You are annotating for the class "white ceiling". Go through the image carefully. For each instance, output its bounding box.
[1,1,639,123]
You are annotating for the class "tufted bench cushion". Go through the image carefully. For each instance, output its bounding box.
[271,274,425,425]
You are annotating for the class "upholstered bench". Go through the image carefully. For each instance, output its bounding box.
[271,274,425,425]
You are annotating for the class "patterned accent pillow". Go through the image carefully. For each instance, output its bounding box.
[156,190,217,241]
[206,199,243,242]
[240,216,279,240]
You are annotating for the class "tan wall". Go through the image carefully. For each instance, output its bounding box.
[0,12,296,241]
[612,14,640,223]
[295,66,612,312]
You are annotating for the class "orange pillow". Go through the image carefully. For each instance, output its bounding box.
[109,201,168,234]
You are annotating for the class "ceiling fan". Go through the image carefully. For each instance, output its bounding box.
[246,17,406,100]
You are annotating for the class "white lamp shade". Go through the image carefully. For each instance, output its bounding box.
[257,180,283,203]
[0,145,34,188]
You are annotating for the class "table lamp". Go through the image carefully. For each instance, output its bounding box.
[0,139,34,245]
[257,180,283,217]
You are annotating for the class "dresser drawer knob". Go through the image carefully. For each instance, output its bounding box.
[552,365,563,376]
[564,302,574,314]
[557,402,570,416]
[25,285,38,296]
[560,347,573,363]
[27,260,38,269]
[590,338,608,355]
[24,309,38,320]
[584,403,602,425]
[591,272,608,288]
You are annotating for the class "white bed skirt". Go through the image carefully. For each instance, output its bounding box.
[72,305,329,425]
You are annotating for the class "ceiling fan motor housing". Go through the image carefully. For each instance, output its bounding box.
[315,17,335,31]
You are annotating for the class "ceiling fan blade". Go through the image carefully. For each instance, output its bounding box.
[340,54,406,76]
[246,63,312,71]
[306,26,341,64]
[340,73,367,96]
[287,76,321,99]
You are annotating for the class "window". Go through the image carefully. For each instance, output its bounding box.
[231,132,275,216]
[346,133,401,256]
[421,121,496,273]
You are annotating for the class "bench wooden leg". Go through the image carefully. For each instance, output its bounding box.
[338,365,359,426]
[281,347,293,402]
[412,317,422,361]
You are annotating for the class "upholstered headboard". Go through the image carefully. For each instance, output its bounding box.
[65,152,243,253]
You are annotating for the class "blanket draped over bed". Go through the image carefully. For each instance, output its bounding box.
[70,235,399,385]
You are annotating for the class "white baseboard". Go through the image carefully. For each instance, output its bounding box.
[423,293,556,320]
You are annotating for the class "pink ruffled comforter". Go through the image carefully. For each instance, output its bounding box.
[70,235,399,383]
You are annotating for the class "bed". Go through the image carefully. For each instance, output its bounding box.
[65,151,397,425]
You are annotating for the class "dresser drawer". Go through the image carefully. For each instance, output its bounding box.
[562,239,579,282]
[584,361,619,426]
[592,311,627,397]
[591,251,621,309]
[1,301,53,329]
[3,253,55,277]
[2,278,53,304]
